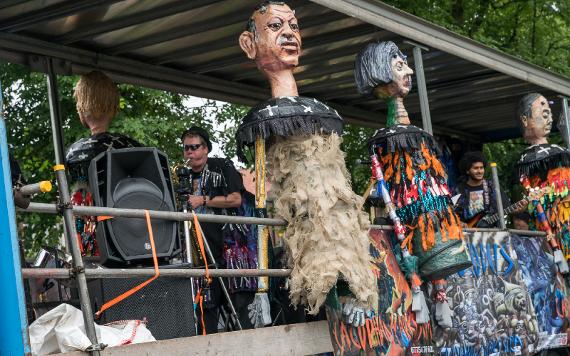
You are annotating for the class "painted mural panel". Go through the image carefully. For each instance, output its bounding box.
[430,231,539,355]
[324,230,570,355]
[326,229,419,355]
[510,234,570,351]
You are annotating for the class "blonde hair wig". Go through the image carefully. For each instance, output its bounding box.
[74,71,119,121]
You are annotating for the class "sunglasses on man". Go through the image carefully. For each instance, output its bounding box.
[184,144,203,152]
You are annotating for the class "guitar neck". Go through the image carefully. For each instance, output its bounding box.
[484,198,529,224]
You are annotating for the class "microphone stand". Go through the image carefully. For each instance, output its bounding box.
[179,194,198,335]
[192,216,243,330]
[176,163,242,331]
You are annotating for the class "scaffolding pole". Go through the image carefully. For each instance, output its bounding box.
[490,162,506,229]
[22,201,287,226]
[46,60,102,355]
[561,96,570,149]
[22,268,293,279]
[404,41,433,135]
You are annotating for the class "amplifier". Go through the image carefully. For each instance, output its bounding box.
[88,273,196,340]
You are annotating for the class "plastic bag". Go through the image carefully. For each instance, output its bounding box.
[29,303,155,355]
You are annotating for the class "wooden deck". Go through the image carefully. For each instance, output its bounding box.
[59,321,333,356]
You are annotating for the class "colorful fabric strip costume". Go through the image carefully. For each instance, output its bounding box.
[518,143,570,266]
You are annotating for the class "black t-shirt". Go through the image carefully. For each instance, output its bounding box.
[462,183,486,220]
[454,179,510,225]
[190,157,244,264]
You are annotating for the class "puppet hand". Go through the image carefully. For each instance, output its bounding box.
[342,298,371,327]
[247,293,271,328]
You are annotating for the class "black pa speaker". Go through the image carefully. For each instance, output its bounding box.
[89,147,180,266]
[88,272,196,339]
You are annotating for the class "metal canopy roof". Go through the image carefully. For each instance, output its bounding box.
[1,0,569,142]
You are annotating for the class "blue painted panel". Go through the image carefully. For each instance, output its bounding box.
[0,83,30,354]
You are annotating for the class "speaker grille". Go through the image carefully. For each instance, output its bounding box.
[89,148,180,266]
[110,178,172,257]
[89,276,196,340]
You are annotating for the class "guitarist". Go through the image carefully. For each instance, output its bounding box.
[454,151,510,227]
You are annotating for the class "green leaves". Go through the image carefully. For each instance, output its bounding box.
[384,0,570,77]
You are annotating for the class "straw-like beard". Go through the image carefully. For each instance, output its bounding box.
[267,133,378,313]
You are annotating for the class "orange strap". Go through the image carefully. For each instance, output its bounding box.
[191,211,211,335]
[192,211,211,284]
[195,288,206,335]
[95,210,160,318]
[76,233,85,254]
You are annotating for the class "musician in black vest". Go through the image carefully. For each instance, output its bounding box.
[454,151,510,227]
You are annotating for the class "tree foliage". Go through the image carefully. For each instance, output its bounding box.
[383,0,570,77]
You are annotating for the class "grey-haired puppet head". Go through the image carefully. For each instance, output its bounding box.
[354,41,413,98]
[517,93,553,144]
[239,1,301,72]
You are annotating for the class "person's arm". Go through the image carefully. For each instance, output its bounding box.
[188,158,244,210]
[188,192,242,209]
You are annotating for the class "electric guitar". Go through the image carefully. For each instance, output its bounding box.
[465,188,548,228]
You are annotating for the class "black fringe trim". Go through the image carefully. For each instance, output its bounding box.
[517,147,570,179]
[367,125,441,155]
[235,97,343,163]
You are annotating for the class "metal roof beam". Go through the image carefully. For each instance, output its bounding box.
[154,10,353,66]
[0,0,122,32]
[0,32,267,105]
[0,0,34,11]
[107,0,305,55]
[55,0,224,44]
[310,0,570,96]
[193,28,396,74]
[296,42,466,83]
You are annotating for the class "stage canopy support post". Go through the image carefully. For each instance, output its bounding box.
[405,41,432,135]
[561,96,570,150]
[46,58,102,355]
[490,162,506,230]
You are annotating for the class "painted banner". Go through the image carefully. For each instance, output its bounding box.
[510,234,570,351]
[427,231,539,356]
[325,229,421,355]
[325,230,570,355]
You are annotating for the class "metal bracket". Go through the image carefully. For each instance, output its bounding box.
[85,343,107,352]
[56,200,72,214]
[69,265,85,278]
